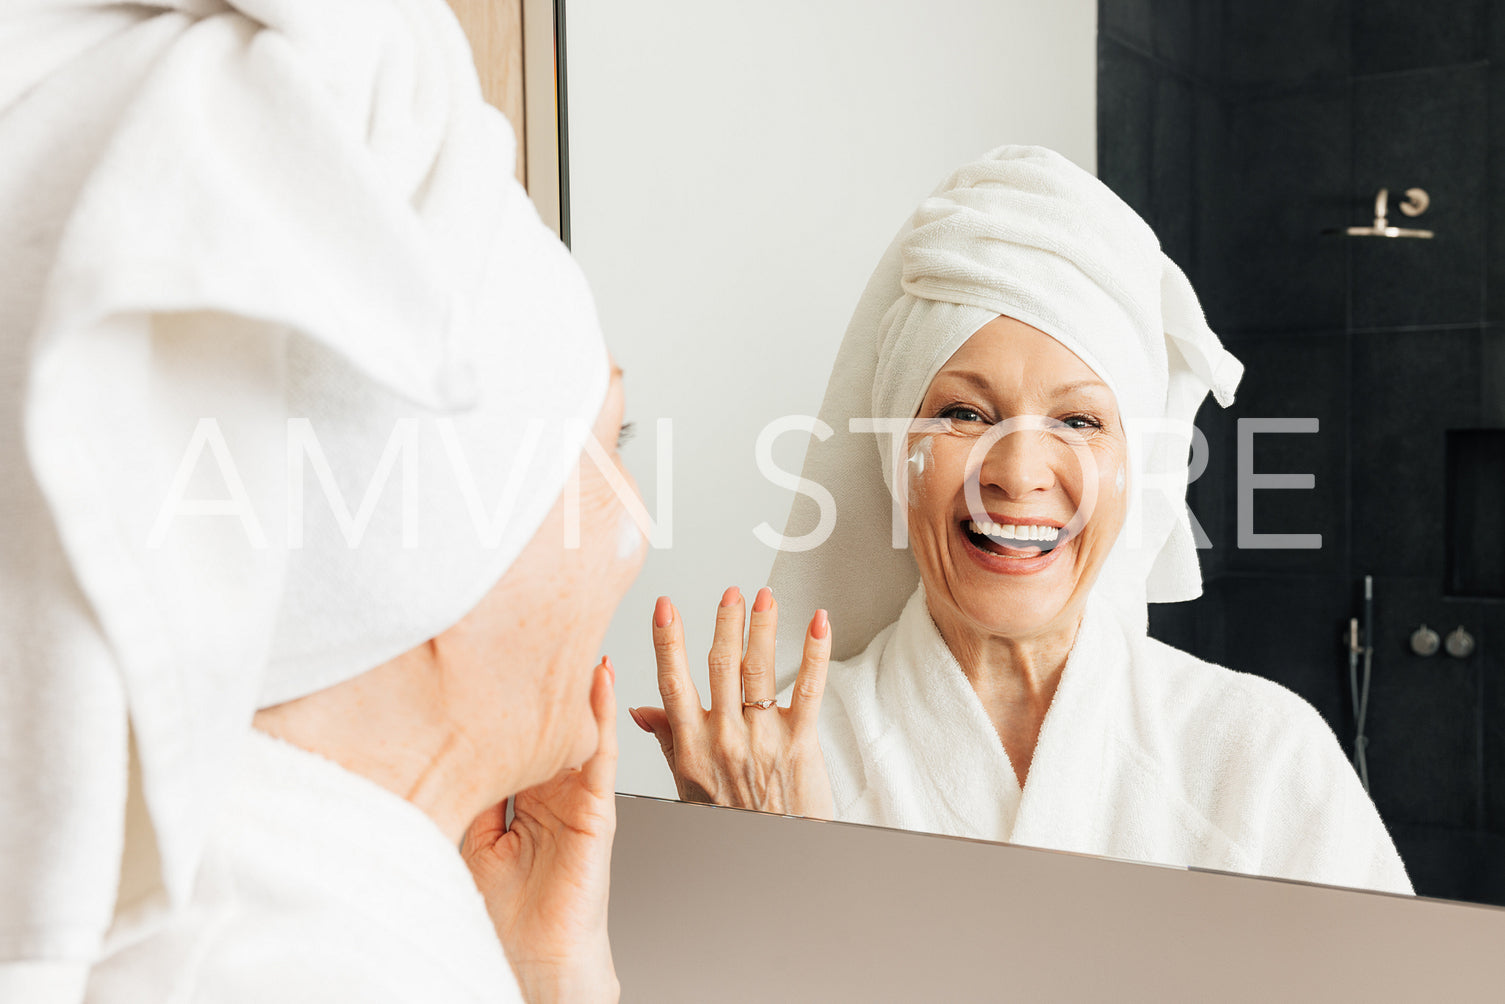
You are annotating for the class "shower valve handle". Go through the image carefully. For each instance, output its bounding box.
[1409,624,1440,657]
[1445,626,1475,659]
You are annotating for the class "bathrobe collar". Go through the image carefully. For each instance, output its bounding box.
[224,730,513,984]
[88,729,521,1001]
[841,583,1121,845]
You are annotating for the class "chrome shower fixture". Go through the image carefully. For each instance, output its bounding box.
[1410,624,1441,657]
[1327,187,1434,239]
[1444,625,1476,659]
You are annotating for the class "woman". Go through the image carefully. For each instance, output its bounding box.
[1,1,640,1000]
[632,146,1412,896]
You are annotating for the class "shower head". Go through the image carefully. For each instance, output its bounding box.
[1337,225,1434,238]
[1336,221,1435,238]
[1325,187,1434,239]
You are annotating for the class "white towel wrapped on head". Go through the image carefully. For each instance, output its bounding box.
[770,146,1243,686]
[0,1,608,996]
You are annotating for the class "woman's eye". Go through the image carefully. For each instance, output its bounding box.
[1062,414,1103,431]
[938,405,987,424]
[616,420,636,449]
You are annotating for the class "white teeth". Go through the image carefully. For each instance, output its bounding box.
[966,520,1063,543]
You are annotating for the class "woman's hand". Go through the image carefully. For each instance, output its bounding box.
[629,586,834,819]
[461,657,619,1004]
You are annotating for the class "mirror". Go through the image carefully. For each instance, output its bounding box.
[563,0,1505,910]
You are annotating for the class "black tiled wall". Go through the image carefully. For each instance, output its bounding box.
[1100,0,1505,906]
[1352,67,1487,329]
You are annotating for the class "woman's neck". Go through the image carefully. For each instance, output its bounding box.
[927,597,1079,692]
[252,647,509,844]
[924,593,1083,786]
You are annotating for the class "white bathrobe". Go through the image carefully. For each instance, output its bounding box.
[816,586,1413,896]
[83,731,523,1003]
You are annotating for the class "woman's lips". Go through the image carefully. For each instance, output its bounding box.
[957,518,1073,575]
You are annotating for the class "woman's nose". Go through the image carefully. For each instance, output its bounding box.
[977,428,1057,498]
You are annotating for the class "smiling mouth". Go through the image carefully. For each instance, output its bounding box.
[961,518,1070,557]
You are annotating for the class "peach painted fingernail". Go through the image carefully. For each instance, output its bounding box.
[721,586,741,607]
[812,609,829,640]
[752,586,773,612]
[628,708,649,731]
[653,596,672,628]
[603,655,615,684]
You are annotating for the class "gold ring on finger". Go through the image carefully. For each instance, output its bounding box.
[742,699,777,710]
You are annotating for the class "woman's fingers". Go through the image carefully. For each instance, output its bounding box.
[788,609,831,730]
[741,586,777,706]
[629,706,675,761]
[582,657,618,797]
[706,586,745,714]
[461,797,511,858]
[651,596,703,733]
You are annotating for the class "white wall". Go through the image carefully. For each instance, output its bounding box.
[566,0,1097,798]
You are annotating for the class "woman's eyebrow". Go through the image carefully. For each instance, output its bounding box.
[935,369,992,391]
[1050,378,1111,396]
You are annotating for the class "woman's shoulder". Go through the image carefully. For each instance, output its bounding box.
[1132,634,1336,747]
[1117,633,1359,818]
[1124,636,1409,893]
